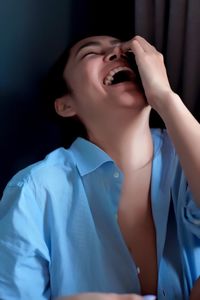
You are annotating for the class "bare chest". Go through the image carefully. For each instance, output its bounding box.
[118,171,158,295]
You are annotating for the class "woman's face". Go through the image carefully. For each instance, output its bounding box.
[62,35,147,130]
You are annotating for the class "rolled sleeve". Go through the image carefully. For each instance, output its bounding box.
[0,177,50,300]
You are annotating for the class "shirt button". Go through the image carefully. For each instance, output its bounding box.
[113,171,119,178]
[136,267,140,274]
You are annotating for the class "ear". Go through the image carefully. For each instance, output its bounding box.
[54,95,76,117]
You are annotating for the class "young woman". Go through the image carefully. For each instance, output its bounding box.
[0,35,200,300]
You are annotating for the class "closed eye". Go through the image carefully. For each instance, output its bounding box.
[81,52,102,59]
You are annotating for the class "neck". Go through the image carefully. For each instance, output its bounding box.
[88,107,153,173]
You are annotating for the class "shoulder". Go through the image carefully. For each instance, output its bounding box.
[7,147,77,188]
[1,146,79,208]
[0,146,80,218]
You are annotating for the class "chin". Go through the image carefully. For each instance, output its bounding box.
[120,90,148,108]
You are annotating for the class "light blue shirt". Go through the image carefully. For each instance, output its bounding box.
[0,129,200,300]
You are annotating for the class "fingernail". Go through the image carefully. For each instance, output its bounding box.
[143,296,156,300]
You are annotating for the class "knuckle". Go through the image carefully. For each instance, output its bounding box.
[158,52,164,59]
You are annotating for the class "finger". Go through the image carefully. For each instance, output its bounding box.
[121,39,140,53]
[121,35,153,53]
[121,39,144,59]
[134,36,157,53]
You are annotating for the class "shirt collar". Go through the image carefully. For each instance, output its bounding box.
[69,129,163,177]
[69,137,113,176]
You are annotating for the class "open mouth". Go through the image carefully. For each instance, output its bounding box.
[103,66,135,86]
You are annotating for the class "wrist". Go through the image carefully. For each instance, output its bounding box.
[151,90,181,120]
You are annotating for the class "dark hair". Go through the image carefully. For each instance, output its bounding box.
[43,47,71,117]
[42,44,88,148]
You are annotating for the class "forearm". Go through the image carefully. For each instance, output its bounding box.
[156,91,200,206]
[122,36,200,205]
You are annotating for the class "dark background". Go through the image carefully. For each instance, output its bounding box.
[0,0,200,196]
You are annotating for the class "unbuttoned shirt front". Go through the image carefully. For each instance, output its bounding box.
[0,129,200,300]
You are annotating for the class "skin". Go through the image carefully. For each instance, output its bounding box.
[55,36,153,172]
[55,35,200,299]
[56,293,148,300]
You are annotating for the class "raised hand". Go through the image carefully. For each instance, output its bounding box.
[121,36,173,113]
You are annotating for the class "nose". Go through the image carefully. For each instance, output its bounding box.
[104,46,126,62]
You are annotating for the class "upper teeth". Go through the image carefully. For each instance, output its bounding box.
[104,66,134,86]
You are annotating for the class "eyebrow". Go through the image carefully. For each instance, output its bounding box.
[75,39,121,57]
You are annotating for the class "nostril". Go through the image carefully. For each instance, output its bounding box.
[109,54,117,61]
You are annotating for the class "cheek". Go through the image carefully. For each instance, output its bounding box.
[82,60,102,84]
[74,72,100,98]
[70,67,91,90]
[68,59,103,103]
